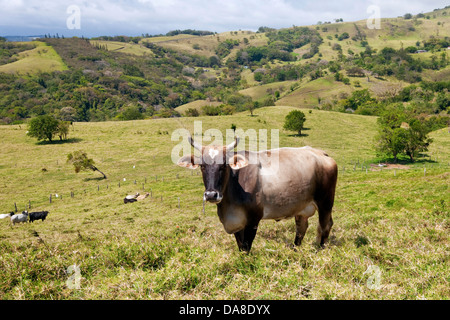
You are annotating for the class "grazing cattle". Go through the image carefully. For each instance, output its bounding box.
[0,212,14,219]
[29,211,49,223]
[136,192,150,201]
[177,135,338,252]
[11,211,29,225]
[124,192,139,204]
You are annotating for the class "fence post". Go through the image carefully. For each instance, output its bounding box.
[49,194,52,203]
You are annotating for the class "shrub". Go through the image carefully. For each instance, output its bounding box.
[185,108,199,117]
[283,110,306,135]
[27,115,59,142]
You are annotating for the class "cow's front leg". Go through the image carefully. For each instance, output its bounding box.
[234,224,258,253]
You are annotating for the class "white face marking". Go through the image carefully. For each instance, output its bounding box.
[209,148,219,159]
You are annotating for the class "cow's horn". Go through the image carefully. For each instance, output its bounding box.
[226,136,240,151]
[188,134,202,151]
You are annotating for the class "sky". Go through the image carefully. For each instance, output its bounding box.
[0,0,448,37]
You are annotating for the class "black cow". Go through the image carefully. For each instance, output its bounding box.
[29,211,49,223]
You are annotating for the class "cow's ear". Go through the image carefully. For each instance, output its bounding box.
[229,154,248,170]
[177,155,199,169]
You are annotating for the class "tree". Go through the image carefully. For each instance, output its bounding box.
[67,150,107,179]
[57,121,70,140]
[27,115,59,142]
[403,13,413,19]
[403,119,433,161]
[283,110,306,136]
[375,107,433,162]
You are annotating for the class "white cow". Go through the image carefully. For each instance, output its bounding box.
[0,212,14,219]
[11,211,28,225]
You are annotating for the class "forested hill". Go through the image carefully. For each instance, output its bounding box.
[0,6,449,125]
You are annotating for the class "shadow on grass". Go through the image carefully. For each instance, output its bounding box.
[287,133,309,137]
[36,138,83,145]
[370,154,438,165]
[83,176,107,182]
[286,127,310,137]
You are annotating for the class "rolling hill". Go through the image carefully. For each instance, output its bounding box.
[0,41,68,75]
[0,7,448,124]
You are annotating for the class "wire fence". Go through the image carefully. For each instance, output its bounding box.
[5,160,450,216]
[7,169,208,215]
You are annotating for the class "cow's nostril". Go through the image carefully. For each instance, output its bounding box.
[204,191,216,198]
[204,191,220,202]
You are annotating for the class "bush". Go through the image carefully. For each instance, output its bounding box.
[27,115,60,142]
[375,107,433,162]
[283,110,306,135]
[337,32,349,41]
[185,108,199,117]
[120,106,144,121]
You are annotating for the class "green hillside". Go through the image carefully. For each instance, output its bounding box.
[1,7,449,123]
[0,41,67,75]
[0,106,448,299]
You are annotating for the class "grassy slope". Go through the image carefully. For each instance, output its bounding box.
[174,100,223,115]
[141,31,268,59]
[85,10,449,107]
[89,40,154,56]
[0,41,68,75]
[0,107,448,299]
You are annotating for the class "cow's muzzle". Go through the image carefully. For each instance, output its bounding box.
[204,190,223,204]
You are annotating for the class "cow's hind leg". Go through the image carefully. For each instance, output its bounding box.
[294,216,309,246]
[316,206,333,247]
[294,203,316,247]
[234,224,258,253]
[315,165,337,248]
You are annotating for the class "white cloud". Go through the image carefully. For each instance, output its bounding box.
[0,0,448,36]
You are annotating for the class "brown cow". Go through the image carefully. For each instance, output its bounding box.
[177,136,338,252]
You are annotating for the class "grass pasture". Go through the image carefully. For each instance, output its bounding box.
[140,31,268,60]
[0,107,448,300]
[0,41,68,75]
[89,40,154,56]
[175,100,223,115]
